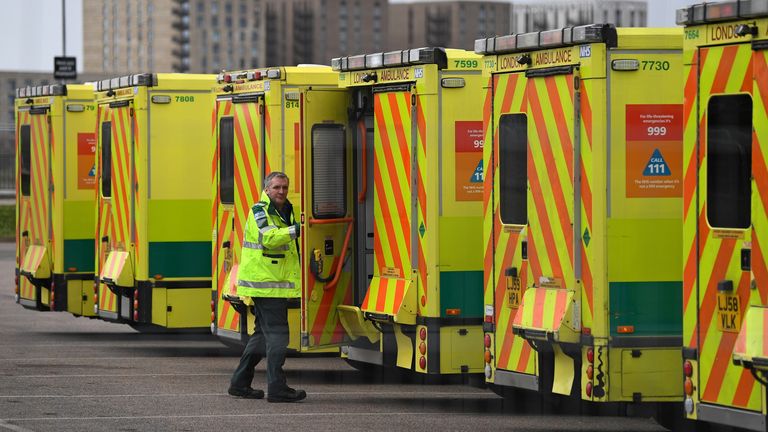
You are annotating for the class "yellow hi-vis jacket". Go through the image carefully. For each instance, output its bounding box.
[236,190,300,298]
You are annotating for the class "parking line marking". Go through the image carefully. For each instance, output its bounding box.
[1,373,231,378]
[0,419,36,432]
[1,412,459,422]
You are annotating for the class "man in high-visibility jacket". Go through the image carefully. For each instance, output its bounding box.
[228,171,306,403]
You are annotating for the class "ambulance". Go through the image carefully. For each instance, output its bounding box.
[475,24,685,409]
[15,84,97,316]
[212,65,352,352]
[93,73,215,330]
[333,48,486,376]
[677,2,768,429]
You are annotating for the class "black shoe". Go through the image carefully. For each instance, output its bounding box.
[228,386,265,399]
[267,387,307,403]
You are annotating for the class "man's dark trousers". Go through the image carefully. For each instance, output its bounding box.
[230,297,289,393]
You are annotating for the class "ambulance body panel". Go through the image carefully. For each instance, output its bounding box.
[678,2,768,429]
[94,73,215,330]
[212,66,350,353]
[477,25,684,402]
[15,84,97,316]
[334,48,486,375]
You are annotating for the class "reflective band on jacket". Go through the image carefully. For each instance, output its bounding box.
[238,280,296,289]
[242,241,289,251]
[259,226,277,234]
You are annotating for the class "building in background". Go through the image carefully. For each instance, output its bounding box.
[83,0,176,74]
[387,1,511,52]
[512,0,646,33]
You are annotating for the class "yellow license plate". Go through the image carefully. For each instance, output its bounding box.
[716,292,741,333]
[507,276,521,308]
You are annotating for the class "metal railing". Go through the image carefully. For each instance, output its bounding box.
[0,124,15,198]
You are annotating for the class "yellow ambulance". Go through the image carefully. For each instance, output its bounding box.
[678,2,768,429]
[212,66,351,353]
[333,48,487,376]
[16,84,97,316]
[476,24,685,414]
[93,73,216,330]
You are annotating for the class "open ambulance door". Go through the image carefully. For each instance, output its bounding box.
[301,88,355,349]
[215,93,267,341]
[18,106,52,309]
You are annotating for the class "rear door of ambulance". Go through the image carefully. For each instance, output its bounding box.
[488,65,538,387]
[297,87,353,349]
[95,99,134,320]
[17,103,51,308]
[691,39,761,414]
[213,92,266,339]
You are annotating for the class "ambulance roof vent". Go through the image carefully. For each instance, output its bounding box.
[474,24,617,55]
[676,0,768,26]
[96,73,156,92]
[331,47,448,72]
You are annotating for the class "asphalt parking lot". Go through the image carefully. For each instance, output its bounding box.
[0,242,667,431]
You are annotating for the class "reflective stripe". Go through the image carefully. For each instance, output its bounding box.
[288,225,298,239]
[260,225,278,234]
[242,241,264,250]
[237,280,296,289]
[242,241,289,251]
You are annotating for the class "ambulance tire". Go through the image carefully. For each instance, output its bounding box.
[652,402,702,432]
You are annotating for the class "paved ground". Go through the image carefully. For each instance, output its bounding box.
[0,242,668,432]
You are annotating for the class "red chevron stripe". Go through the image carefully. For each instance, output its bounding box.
[580,82,593,149]
[374,95,408,271]
[753,234,768,305]
[694,238,737,349]
[29,117,43,240]
[373,153,403,273]
[529,82,574,265]
[116,108,132,244]
[241,103,262,184]
[731,367,756,407]
[109,111,125,246]
[580,158,593,231]
[527,141,565,280]
[710,45,739,94]
[532,287,546,328]
[389,92,412,185]
[544,76,574,180]
[235,109,260,202]
[702,271,750,401]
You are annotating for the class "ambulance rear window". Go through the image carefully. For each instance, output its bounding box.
[706,94,751,229]
[19,125,30,196]
[499,114,527,225]
[101,122,111,198]
[219,117,234,204]
[311,124,346,219]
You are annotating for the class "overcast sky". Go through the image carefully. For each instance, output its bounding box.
[0,0,691,73]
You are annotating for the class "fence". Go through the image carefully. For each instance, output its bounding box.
[0,125,14,198]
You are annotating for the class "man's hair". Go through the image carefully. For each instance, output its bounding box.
[264,171,289,189]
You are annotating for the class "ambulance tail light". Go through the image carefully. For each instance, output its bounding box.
[617,325,635,334]
[223,73,233,83]
[419,327,427,341]
[484,350,492,363]
[611,59,640,71]
[586,381,593,397]
[445,308,461,316]
[587,347,594,363]
[133,311,139,321]
[210,300,215,311]
[684,360,693,377]
[441,78,465,88]
[484,334,491,348]
[366,53,384,68]
[419,356,426,370]
[419,342,426,355]
[586,364,594,380]
[684,377,694,396]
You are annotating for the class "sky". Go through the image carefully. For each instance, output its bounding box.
[0,0,691,73]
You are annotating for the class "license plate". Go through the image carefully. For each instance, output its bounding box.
[716,292,741,333]
[507,276,521,308]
